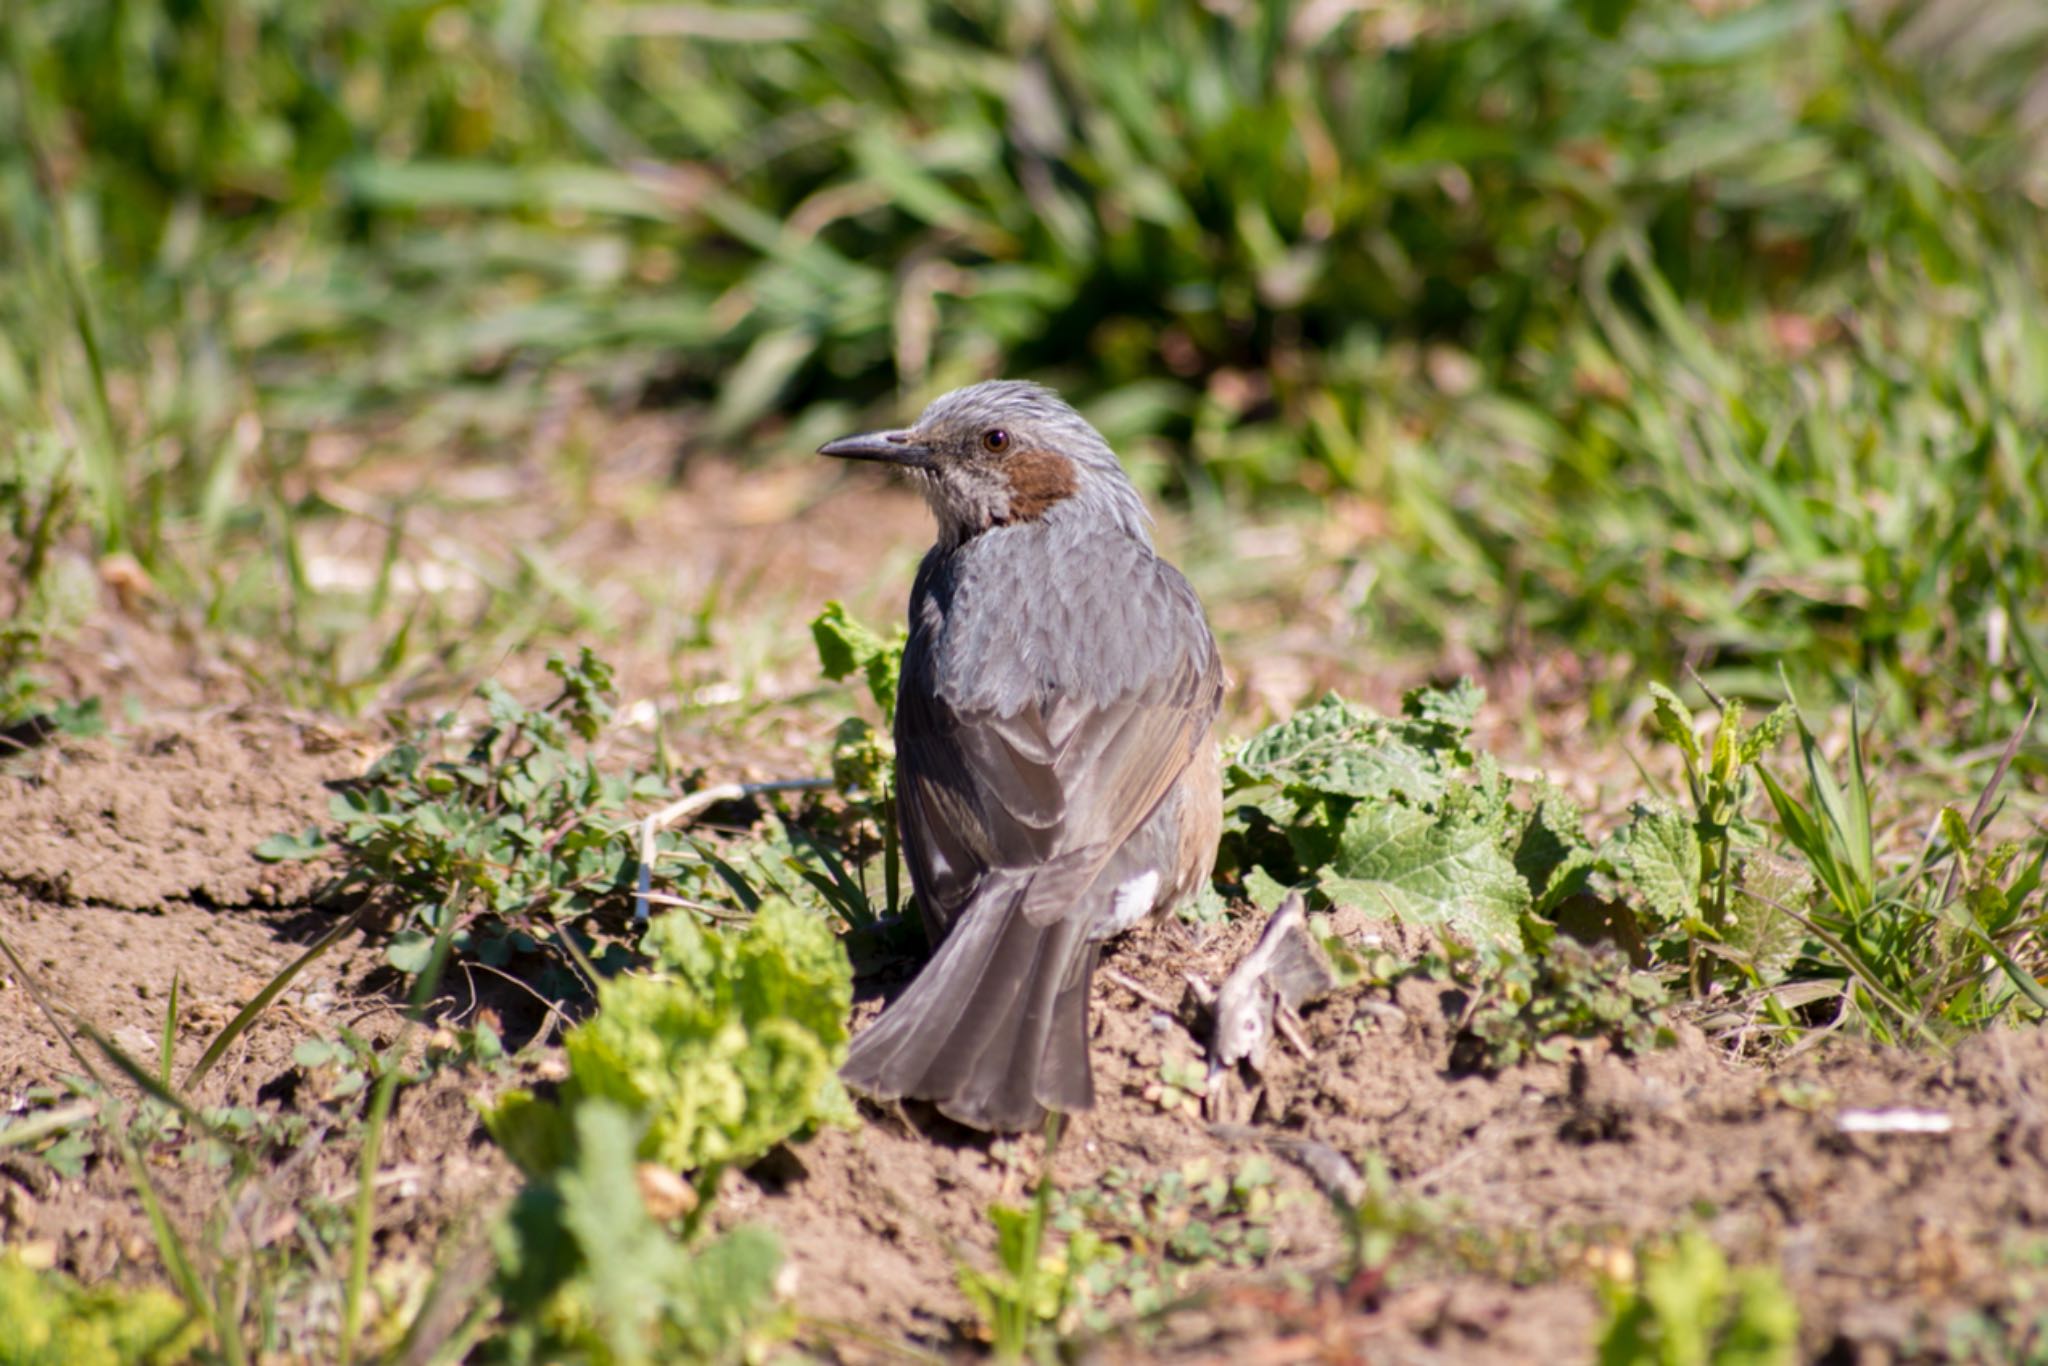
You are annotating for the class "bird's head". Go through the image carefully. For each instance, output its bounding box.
[818,380,1147,547]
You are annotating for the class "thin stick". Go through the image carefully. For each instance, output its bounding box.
[1938,697,2038,909]
[634,778,831,921]
[1102,967,1175,1013]
[1273,1002,1314,1059]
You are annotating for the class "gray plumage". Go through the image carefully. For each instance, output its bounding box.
[820,380,1224,1131]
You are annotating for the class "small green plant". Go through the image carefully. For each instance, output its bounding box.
[291,1030,384,1107]
[283,642,895,993]
[1597,1232,1798,1366]
[1437,936,1674,1073]
[1220,683,1532,944]
[1626,685,1796,977]
[959,1136,1098,1364]
[1235,677,2046,1060]
[485,897,854,1190]
[264,648,666,981]
[810,600,907,920]
[1757,701,2048,1041]
[0,1078,98,1178]
[0,1252,201,1366]
[1058,1158,1284,1321]
[1226,683,1690,1065]
[491,1100,791,1365]
[1142,1054,1210,1117]
[0,436,100,730]
[287,1016,506,1121]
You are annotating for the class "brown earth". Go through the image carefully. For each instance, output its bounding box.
[2,447,2045,1362]
[745,913,2048,1362]
[0,712,516,1353]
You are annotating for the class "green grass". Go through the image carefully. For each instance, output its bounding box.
[4,0,2047,733]
[3,0,2047,1360]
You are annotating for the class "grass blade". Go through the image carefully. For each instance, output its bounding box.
[77,1020,207,1125]
[115,1122,231,1355]
[159,971,181,1089]
[185,905,367,1092]
[341,888,463,1363]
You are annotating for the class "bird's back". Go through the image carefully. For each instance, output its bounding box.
[895,502,1221,943]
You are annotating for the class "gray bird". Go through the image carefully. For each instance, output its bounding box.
[820,380,1223,1132]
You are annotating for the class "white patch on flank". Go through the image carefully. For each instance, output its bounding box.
[1107,869,1161,932]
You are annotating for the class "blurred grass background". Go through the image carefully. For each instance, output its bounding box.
[3,0,2046,741]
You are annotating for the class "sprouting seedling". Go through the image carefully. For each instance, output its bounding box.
[1645,677,1791,940]
[810,600,908,919]
[957,1114,1094,1362]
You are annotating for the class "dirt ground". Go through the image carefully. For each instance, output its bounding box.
[3,447,2045,1362]
[758,914,2048,1362]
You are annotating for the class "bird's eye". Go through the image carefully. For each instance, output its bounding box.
[982,428,1009,452]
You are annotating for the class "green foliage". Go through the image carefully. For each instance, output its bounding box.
[301,648,667,978]
[1597,1233,1799,1366]
[1644,686,1793,942]
[491,1101,790,1366]
[959,1156,1096,1364]
[0,1081,97,1178]
[1234,684,1476,804]
[286,1017,507,1116]
[480,897,840,1358]
[810,600,904,720]
[486,897,854,1180]
[1058,1158,1284,1321]
[1223,684,1526,944]
[0,1254,200,1366]
[1233,683,1688,1065]
[1446,936,1674,1073]
[810,599,907,921]
[1606,803,1705,948]
[1323,792,1531,946]
[6,0,2046,731]
[1757,702,2048,1040]
[0,433,102,725]
[1140,1051,1210,1118]
[1233,674,2048,1058]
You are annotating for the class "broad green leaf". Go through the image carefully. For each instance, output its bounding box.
[810,601,905,717]
[1232,694,1450,805]
[1320,797,1527,944]
[253,827,328,862]
[1514,786,1597,915]
[1646,683,1700,765]
[1725,853,1812,980]
[550,898,854,1175]
[1400,680,1485,754]
[1611,803,1702,930]
[385,930,436,975]
[1243,865,1292,913]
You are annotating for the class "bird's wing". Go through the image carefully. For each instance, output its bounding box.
[895,564,1222,932]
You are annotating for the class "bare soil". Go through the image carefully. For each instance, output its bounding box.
[3,450,2044,1362]
[0,712,515,1309]
[746,913,2048,1362]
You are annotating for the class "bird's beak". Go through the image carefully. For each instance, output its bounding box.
[817,428,934,468]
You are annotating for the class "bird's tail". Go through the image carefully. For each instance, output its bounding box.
[840,871,1099,1132]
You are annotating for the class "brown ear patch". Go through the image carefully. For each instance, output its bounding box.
[999,447,1079,522]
